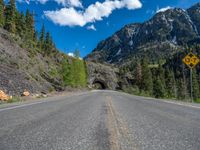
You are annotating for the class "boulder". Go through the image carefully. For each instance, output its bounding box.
[0,90,10,101]
[22,90,30,97]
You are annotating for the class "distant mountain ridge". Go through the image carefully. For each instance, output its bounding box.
[86,3,200,65]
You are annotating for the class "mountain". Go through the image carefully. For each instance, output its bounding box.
[86,3,200,65]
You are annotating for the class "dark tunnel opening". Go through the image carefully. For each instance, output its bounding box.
[93,80,107,90]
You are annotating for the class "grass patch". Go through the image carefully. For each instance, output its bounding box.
[36,94,48,99]
[7,96,21,103]
[123,88,200,104]
[194,98,200,103]
[123,87,153,98]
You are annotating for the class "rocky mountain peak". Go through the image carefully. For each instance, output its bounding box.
[86,3,200,65]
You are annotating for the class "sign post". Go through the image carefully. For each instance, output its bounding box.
[190,68,193,103]
[182,52,200,102]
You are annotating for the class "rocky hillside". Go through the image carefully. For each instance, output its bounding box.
[0,27,88,97]
[0,28,66,96]
[0,0,88,97]
[86,3,200,65]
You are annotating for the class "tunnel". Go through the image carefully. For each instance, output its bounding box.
[92,80,107,90]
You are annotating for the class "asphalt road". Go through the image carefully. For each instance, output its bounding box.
[0,90,200,150]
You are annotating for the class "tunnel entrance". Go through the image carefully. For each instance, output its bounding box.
[93,80,107,90]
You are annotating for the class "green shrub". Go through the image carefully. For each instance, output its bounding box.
[194,98,200,103]
[7,96,21,103]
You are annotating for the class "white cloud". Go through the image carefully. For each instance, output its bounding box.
[44,0,142,27]
[17,0,82,7]
[67,52,83,59]
[54,0,82,7]
[37,0,49,4]
[87,24,97,31]
[67,52,74,57]
[156,6,172,13]
[44,8,85,26]
[16,0,30,4]
[123,0,142,10]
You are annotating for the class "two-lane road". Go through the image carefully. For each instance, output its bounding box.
[0,90,200,150]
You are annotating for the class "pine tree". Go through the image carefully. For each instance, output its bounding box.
[165,68,177,98]
[198,73,200,93]
[181,64,189,100]
[4,0,16,33]
[158,63,165,88]
[15,12,25,37]
[192,70,200,101]
[33,30,38,43]
[25,10,34,40]
[153,77,165,98]
[141,57,153,95]
[135,62,142,88]
[39,24,45,50]
[177,79,187,100]
[44,32,53,54]
[0,0,5,27]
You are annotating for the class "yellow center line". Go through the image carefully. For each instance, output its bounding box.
[105,96,138,150]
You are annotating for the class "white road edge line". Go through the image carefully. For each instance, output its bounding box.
[134,95,200,109]
[161,100,200,109]
[117,91,200,109]
[0,92,90,112]
[97,90,200,109]
[0,101,48,112]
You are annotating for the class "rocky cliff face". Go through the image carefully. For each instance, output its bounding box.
[86,62,119,90]
[86,3,200,65]
[0,28,64,96]
[187,3,200,35]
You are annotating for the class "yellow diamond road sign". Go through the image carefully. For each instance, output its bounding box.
[182,53,200,69]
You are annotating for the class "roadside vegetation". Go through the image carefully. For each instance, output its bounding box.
[61,51,87,88]
[7,96,21,103]
[120,50,200,103]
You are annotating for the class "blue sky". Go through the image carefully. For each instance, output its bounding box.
[14,0,200,57]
